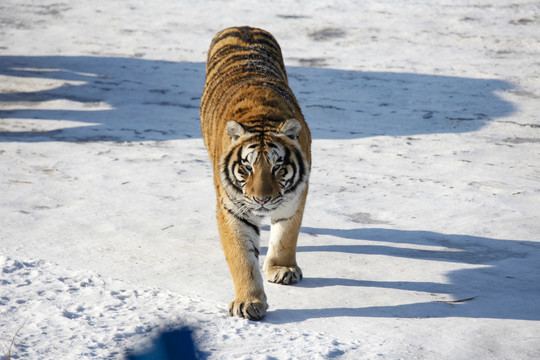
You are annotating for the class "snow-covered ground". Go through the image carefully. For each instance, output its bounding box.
[1,0,539,358]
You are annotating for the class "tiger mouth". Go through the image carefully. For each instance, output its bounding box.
[251,204,277,214]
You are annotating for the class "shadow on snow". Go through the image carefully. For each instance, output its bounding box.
[263,227,540,322]
[0,55,515,142]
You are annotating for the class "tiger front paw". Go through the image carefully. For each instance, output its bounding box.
[266,265,303,285]
[228,298,268,321]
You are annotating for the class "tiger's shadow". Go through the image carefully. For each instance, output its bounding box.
[0,55,514,142]
[260,227,540,323]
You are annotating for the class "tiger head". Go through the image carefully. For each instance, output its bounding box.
[220,119,309,217]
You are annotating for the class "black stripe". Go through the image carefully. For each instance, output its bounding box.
[212,28,249,45]
[213,27,281,50]
[261,99,283,108]
[225,207,260,236]
[223,149,243,193]
[250,247,260,260]
[284,147,306,194]
[271,217,292,225]
[207,45,249,72]
[206,80,291,112]
[283,147,292,165]
[280,147,295,189]
[237,116,286,134]
[248,239,260,259]
[210,40,282,62]
[207,28,286,75]
[210,37,281,64]
[203,75,286,116]
[232,145,248,183]
[208,53,285,81]
[257,115,286,123]
[207,45,282,75]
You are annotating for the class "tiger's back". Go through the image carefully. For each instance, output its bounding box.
[200,26,311,321]
[201,26,310,164]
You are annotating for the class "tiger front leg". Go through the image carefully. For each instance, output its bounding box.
[217,207,268,321]
[264,199,306,285]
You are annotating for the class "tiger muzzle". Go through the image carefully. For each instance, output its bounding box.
[253,196,272,205]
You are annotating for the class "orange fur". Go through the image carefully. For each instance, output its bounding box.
[200,26,311,320]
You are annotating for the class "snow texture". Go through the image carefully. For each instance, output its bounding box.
[1,0,539,359]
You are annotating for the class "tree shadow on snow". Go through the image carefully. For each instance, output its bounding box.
[0,55,515,142]
[0,56,204,142]
[264,227,540,323]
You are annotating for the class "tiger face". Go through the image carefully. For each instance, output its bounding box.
[220,119,308,217]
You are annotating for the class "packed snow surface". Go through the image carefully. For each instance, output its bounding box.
[1,0,539,359]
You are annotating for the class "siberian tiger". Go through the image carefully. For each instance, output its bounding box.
[200,26,311,320]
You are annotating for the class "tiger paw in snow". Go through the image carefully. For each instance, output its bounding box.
[266,265,303,285]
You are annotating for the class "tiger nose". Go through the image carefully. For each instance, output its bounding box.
[253,196,271,205]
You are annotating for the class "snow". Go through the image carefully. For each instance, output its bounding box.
[1,0,539,359]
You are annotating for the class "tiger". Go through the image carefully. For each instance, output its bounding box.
[200,26,311,320]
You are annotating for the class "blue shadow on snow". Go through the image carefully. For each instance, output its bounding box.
[263,227,540,323]
[0,55,515,142]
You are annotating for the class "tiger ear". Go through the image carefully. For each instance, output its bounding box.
[280,119,302,140]
[226,120,245,141]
